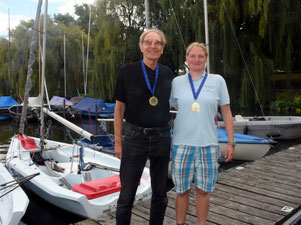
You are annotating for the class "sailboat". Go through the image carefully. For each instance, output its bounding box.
[49,96,81,119]
[6,0,151,219]
[0,163,30,225]
[217,115,301,140]
[8,95,41,122]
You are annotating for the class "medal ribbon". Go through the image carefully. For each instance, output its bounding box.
[141,60,159,96]
[188,72,208,101]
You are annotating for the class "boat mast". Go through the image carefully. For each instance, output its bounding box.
[64,31,66,98]
[81,29,85,95]
[40,0,48,147]
[8,9,12,94]
[145,0,150,28]
[19,0,43,134]
[84,5,91,96]
[203,0,210,73]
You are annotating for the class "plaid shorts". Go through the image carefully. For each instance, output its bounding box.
[171,145,219,194]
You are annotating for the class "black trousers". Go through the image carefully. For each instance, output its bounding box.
[116,122,171,225]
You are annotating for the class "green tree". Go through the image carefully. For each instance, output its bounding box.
[0,38,10,95]
[53,13,76,26]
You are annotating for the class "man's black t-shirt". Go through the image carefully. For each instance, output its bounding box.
[113,61,174,128]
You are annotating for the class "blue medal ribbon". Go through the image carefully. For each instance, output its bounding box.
[188,72,208,101]
[141,60,159,96]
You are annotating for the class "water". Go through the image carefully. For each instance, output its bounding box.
[1,117,301,225]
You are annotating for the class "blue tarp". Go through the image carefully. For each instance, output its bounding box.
[105,103,115,111]
[71,97,113,117]
[0,96,18,120]
[49,96,73,106]
[217,128,276,144]
[0,96,18,108]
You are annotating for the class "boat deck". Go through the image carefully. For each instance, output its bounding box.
[75,144,301,225]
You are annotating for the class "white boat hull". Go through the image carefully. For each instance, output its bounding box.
[6,135,152,219]
[218,116,301,140]
[0,163,29,225]
[219,142,271,161]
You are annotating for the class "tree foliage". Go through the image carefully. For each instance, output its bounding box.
[0,0,299,114]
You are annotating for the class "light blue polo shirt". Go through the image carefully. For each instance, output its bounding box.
[170,72,230,147]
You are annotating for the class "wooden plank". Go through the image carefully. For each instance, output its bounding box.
[221,169,301,195]
[261,153,301,165]
[238,161,301,179]
[217,177,301,204]
[135,200,177,225]
[219,174,301,198]
[164,205,198,225]
[212,189,288,216]
[75,144,301,225]
[263,150,301,162]
[266,149,301,160]
[166,191,217,225]
[180,184,287,223]
[209,203,275,225]
[224,166,301,186]
[214,183,299,209]
[258,158,301,171]
[258,156,301,170]
[168,188,255,225]
[209,194,283,222]
[207,210,250,225]
[243,163,301,182]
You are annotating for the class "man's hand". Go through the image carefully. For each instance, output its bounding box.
[115,143,122,159]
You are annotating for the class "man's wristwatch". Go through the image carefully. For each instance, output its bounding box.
[227,141,236,147]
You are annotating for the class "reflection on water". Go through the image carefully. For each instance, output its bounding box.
[1,117,301,225]
[22,188,84,225]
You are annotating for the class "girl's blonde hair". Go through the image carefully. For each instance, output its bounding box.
[186,42,208,56]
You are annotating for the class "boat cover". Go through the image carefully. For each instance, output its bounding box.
[71,97,113,116]
[0,96,18,108]
[16,135,39,151]
[27,94,42,107]
[72,174,121,199]
[49,96,73,106]
[69,96,84,104]
[217,128,276,144]
[105,103,115,111]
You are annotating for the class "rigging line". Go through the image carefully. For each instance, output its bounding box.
[221,0,265,118]
[0,172,39,198]
[168,0,186,50]
[99,120,114,143]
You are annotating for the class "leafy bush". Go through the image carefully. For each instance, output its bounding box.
[292,96,301,111]
[270,93,299,112]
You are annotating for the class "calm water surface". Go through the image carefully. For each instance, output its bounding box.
[1,117,301,225]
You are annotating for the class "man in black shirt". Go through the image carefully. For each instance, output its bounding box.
[114,28,174,225]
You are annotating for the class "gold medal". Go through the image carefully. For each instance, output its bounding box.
[149,96,158,106]
[191,102,200,112]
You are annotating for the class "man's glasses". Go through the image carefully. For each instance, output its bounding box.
[142,40,163,47]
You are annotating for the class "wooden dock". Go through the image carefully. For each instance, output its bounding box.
[75,144,301,225]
